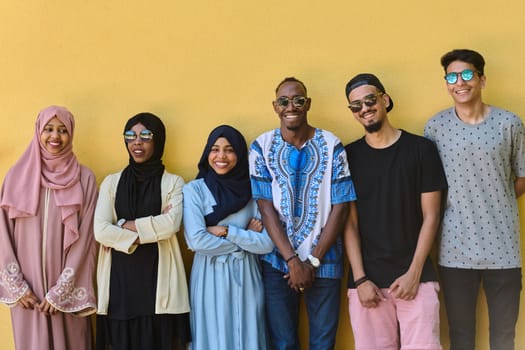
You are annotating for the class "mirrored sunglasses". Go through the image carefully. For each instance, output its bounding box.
[348,93,381,113]
[123,129,154,143]
[444,69,478,84]
[276,96,308,109]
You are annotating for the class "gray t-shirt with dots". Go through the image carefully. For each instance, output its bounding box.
[425,106,525,269]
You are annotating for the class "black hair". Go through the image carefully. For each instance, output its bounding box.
[440,49,485,75]
[345,73,394,112]
[275,77,308,95]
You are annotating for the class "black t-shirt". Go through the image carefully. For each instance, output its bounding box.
[345,130,447,288]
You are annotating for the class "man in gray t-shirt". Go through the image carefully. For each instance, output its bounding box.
[425,48,525,350]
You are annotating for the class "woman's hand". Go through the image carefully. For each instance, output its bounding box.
[38,299,58,316]
[122,220,137,232]
[247,218,263,232]
[18,289,40,309]
[162,204,172,214]
[207,225,228,237]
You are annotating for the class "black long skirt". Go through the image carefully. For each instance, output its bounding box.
[96,243,190,350]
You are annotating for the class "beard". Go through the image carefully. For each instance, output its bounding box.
[364,120,383,133]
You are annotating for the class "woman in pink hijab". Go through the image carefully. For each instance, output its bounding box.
[0,106,98,349]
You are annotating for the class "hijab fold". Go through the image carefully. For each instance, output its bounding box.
[197,125,251,226]
[0,105,82,250]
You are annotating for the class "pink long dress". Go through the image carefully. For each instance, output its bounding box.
[0,166,98,350]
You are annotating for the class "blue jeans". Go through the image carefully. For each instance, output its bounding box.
[439,266,522,350]
[262,262,341,350]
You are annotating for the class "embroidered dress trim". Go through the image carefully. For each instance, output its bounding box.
[46,267,91,312]
[0,262,29,303]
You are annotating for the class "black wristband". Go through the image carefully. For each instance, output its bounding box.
[285,253,299,263]
[354,275,369,287]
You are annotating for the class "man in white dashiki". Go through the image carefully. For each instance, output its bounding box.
[249,77,356,350]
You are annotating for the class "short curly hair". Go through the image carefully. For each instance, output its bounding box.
[275,77,308,95]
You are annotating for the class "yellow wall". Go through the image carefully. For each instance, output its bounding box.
[0,1,524,349]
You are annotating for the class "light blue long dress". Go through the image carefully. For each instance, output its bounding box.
[183,179,273,350]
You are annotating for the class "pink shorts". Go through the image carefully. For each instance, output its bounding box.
[347,282,442,350]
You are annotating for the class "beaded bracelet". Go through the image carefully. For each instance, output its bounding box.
[285,253,299,263]
[354,275,369,287]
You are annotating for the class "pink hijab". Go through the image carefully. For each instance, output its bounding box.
[0,105,83,249]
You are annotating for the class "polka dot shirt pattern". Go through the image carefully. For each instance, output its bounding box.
[424,106,525,269]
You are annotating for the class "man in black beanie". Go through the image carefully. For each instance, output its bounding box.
[343,73,447,349]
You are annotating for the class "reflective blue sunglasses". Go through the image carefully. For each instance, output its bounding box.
[444,69,480,84]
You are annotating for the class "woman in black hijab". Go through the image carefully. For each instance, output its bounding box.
[94,113,190,350]
[183,125,273,350]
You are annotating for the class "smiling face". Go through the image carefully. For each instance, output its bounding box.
[40,116,71,154]
[445,60,485,106]
[273,81,311,131]
[126,122,155,163]
[347,84,390,134]
[208,137,238,175]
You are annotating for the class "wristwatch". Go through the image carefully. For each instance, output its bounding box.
[117,218,127,228]
[307,254,320,268]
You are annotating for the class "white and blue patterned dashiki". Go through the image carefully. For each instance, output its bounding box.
[249,128,356,278]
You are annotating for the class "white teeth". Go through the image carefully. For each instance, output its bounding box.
[133,150,144,154]
[361,112,374,119]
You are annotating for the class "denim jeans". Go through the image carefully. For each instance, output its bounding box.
[262,262,341,350]
[439,266,522,350]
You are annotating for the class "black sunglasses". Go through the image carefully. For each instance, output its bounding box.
[275,96,308,109]
[348,93,382,113]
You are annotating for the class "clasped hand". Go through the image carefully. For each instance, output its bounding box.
[18,289,58,316]
[284,258,315,292]
[388,270,420,300]
[358,270,420,308]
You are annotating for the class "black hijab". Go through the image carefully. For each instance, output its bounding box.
[197,125,252,226]
[115,113,166,220]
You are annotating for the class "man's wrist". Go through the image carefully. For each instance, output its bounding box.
[285,253,299,264]
[354,275,369,287]
[307,254,320,268]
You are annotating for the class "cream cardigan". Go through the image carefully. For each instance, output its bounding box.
[94,171,190,315]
